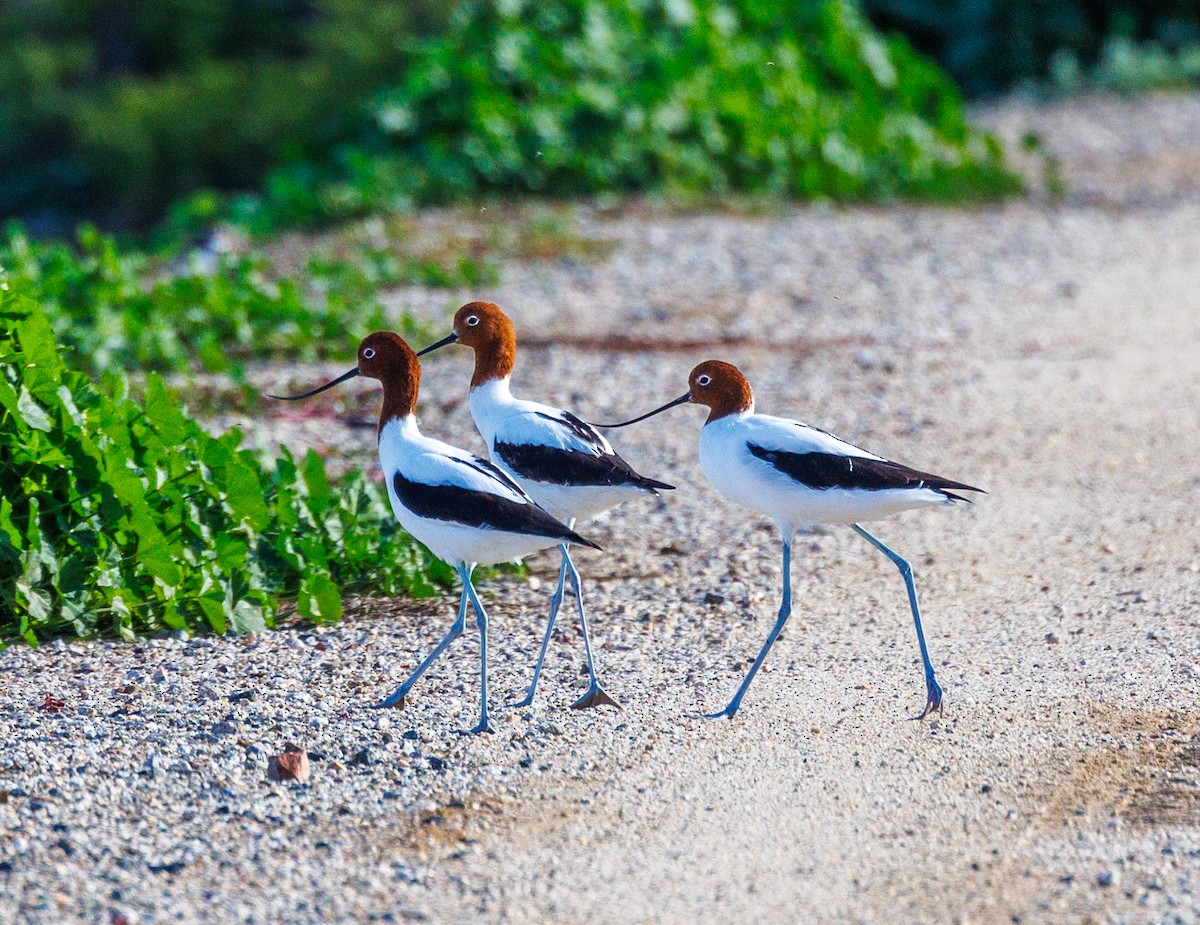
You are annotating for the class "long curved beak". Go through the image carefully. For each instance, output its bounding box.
[267,366,360,400]
[417,331,459,356]
[592,392,692,428]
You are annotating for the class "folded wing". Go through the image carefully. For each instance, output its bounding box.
[494,409,673,491]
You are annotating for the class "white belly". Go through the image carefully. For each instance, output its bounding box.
[386,496,564,567]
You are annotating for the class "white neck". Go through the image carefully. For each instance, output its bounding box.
[469,376,514,402]
[468,377,515,448]
[377,414,422,483]
[379,413,420,437]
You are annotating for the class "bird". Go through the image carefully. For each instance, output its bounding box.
[595,360,983,721]
[269,332,599,734]
[417,301,674,710]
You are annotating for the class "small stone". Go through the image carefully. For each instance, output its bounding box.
[702,592,726,606]
[349,748,374,768]
[1045,632,1059,644]
[268,744,311,782]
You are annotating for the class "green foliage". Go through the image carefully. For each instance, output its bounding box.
[0,0,449,231]
[0,224,486,375]
[1050,36,1200,94]
[863,0,1200,96]
[0,293,451,645]
[227,0,1016,231]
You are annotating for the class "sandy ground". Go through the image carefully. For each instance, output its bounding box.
[3,93,1200,924]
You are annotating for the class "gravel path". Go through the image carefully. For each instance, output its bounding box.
[3,92,1200,924]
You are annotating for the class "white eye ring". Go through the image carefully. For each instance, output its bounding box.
[697,374,712,386]
[466,315,480,326]
[363,347,376,359]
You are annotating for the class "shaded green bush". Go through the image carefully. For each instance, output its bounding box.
[226,0,1018,231]
[1050,34,1200,94]
[0,0,448,231]
[864,0,1200,95]
[0,293,451,645]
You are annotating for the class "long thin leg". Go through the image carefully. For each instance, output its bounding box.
[373,582,469,709]
[564,548,620,710]
[852,523,943,720]
[512,546,569,708]
[461,565,494,734]
[706,538,793,719]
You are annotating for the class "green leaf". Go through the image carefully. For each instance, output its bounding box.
[231,599,268,634]
[297,572,343,624]
[17,387,52,432]
[301,450,331,508]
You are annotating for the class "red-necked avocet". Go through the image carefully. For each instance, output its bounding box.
[597,360,984,721]
[270,332,598,734]
[418,302,673,710]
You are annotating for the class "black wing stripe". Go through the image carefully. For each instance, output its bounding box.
[533,410,608,453]
[454,453,525,496]
[747,444,984,495]
[495,440,672,491]
[392,471,600,548]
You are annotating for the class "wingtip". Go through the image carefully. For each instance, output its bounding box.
[570,533,603,551]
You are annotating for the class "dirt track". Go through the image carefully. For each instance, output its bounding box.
[2,93,1199,923]
[406,94,1200,924]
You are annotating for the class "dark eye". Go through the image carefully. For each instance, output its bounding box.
[363,347,376,359]
[466,315,480,326]
[697,374,712,386]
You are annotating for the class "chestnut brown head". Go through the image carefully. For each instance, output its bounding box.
[591,359,754,429]
[418,301,516,388]
[267,331,421,436]
[687,360,754,422]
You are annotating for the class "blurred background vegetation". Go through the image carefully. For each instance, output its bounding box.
[1,0,449,234]
[4,0,1198,237]
[865,0,1200,96]
[5,0,1197,237]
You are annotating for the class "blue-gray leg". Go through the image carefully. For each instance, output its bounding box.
[513,546,569,708]
[706,538,793,719]
[851,524,943,720]
[461,565,494,734]
[564,548,620,711]
[373,582,469,709]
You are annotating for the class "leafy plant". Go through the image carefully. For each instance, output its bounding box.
[0,224,487,376]
[206,0,1021,234]
[0,292,451,645]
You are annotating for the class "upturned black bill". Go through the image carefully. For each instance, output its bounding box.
[591,392,691,428]
[416,331,459,356]
[267,367,359,400]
